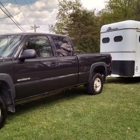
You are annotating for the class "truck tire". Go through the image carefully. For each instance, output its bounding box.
[87,73,103,95]
[0,97,7,129]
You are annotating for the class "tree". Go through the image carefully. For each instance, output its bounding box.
[135,0,140,21]
[77,35,99,53]
[51,0,100,53]
[50,0,140,53]
[51,0,82,34]
[98,0,139,24]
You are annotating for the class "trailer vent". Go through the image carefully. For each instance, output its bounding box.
[102,37,110,43]
[114,36,123,42]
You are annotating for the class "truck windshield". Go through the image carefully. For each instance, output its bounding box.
[0,35,23,57]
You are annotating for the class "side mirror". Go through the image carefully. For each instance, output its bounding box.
[19,49,37,60]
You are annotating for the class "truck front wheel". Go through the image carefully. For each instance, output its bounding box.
[87,73,103,95]
[0,97,7,129]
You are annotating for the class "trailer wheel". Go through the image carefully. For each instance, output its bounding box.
[87,73,103,95]
[0,97,7,129]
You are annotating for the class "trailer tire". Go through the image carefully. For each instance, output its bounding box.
[0,97,7,129]
[87,73,103,95]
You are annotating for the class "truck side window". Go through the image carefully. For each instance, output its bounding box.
[52,36,73,57]
[24,36,53,57]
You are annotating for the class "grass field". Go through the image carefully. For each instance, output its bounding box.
[0,78,140,140]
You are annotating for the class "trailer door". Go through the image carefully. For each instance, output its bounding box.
[135,31,140,75]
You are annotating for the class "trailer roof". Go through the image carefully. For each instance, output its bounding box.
[101,20,140,33]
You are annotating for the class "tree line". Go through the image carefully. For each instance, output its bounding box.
[49,0,140,53]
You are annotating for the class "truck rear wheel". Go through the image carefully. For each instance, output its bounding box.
[0,97,7,129]
[87,73,103,95]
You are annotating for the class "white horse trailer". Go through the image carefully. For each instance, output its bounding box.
[100,20,140,77]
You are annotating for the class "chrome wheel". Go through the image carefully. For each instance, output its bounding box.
[93,77,102,92]
[86,73,103,95]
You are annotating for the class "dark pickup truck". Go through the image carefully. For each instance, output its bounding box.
[0,33,111,128]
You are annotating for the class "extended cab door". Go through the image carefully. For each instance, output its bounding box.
[13,35,59,100]
[51,35,78,89]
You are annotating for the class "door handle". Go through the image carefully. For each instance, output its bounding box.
[50,62,57,67]
[42,62,57,67]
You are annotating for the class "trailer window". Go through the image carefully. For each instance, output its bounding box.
[102,37,110,43]
[139,36,140,42]
[114,36,123,42]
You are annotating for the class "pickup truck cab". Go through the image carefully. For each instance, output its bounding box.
[0,33,111,128]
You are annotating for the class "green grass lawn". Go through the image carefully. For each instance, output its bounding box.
[0,78,140,140]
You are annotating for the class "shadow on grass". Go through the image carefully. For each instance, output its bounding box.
[8,86,87,118]
[106,77,140,84]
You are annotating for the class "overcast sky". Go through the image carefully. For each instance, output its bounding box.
[0,0,107,34]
